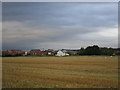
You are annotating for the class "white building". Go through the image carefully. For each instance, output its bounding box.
[56,50,69,56]
[25,51,28,55]
[48,52,52,55]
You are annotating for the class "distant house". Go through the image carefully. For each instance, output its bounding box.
[30,49,47,56]
[30,49,41,56]
[56,50,69,56]
[70,51,78,55]
[2,50,24,56]
[25,51,30,56]
[47,49,54,52]
[45,49,55,56]
[47,51,54,56]
[113,50,120,55]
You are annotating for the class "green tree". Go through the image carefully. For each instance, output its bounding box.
[84,45,100,55]
[79,47,85,55]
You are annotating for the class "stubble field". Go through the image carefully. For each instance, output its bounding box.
[2,56,118,88]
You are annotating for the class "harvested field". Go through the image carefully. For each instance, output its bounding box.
[2,56,118,88]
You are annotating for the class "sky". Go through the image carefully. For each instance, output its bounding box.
[2,2,118,50]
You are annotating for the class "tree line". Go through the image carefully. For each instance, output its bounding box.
[79,45,120,56]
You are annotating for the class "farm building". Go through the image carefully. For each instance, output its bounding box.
[56,50,69,56]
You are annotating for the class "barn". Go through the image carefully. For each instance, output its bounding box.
[56,50,69,56]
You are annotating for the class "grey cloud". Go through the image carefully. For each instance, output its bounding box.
[3,21,118,50]
[2,2,118,50]
[3,2,117,28]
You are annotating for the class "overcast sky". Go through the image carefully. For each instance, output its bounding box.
[2,2,118,50]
